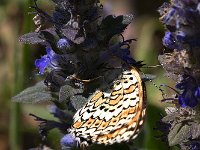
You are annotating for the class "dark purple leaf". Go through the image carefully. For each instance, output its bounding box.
[97,14,133,41]
[61,26,85,44]
[19,32,45,44]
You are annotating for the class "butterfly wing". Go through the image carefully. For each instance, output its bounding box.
[70,67,146,146]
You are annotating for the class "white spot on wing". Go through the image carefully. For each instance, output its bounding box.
[132,134,138,139]
[130,97,139,107]
[113,83,122,91]
[103,92,111,98]
[73,109,81,122]
[99,110,108,120]
[122,81,132,89]
[132,122,137,128]
[93,109,103,118]
[121,131,133,141]
[123,99,130,109]
[82,111,93,120]
[110,94,119,100]
[84,128,97,134]
[103,126,116,134]
[104,113,113,121]
[139,120,144,125]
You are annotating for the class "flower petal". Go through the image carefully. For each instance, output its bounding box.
[57,38,71,49]
[163,32,179,50]
[35,47,60,74]
[60,134,78,148]
[35,55,50,74]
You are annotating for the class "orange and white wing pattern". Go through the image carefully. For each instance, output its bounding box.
[69,67,146,147]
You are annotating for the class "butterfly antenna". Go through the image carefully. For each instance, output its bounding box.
[119,34,125,42]
[159,84,180,94]
[141,71,167,98]
[142,65,162,68]
[141,64,168,98]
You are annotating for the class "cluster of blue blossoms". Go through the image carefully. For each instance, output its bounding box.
[159,0,200,108]
[160,0,200,50]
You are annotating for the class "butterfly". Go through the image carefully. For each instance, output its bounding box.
[69,66,147,148]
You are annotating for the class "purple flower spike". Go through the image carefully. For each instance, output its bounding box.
[35,46,59,74]
[35,56,49,74]
[178,92,198,108]
[49,105,73,122]
[60,134,78,148]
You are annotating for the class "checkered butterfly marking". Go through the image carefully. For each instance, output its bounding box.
[69,67,146,147]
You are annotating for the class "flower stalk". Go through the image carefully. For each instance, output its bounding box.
[158,0,200,149]
[15,0,139,149]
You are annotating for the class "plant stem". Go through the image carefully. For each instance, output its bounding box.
[9,103,22,150]
[9,1,32,149]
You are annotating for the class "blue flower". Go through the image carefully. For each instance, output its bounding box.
[119,48,137,65]
[176,75,200,108]
[119,40,138,65]
[159,0,200,50]
[57,38,71,50]
[113,39,137,65]
[60,134,78,148]
[49,105,66,120]
[53,11,67,25]
[35,46,60,74]
[163,31,180,50]
[49,105,73,122]
[98,40,137,66]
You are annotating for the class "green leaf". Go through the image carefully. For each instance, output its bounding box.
[190,122,200,139]
[12,81,58,103]
[19,28,58,45]
[19,31,44,44]
[70,95,88,110]
[59,85,84,103]
[168,123,190,146]
[161,112,179,124]
[61,26,85,44]
[59,85,87,110]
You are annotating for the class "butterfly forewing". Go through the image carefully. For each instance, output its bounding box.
[70,67,146,146]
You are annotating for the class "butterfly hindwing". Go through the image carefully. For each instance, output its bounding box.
[70,67,146,146]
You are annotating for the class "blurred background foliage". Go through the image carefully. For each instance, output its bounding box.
[0,0,177,149]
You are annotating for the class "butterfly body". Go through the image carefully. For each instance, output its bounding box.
[69,67,146,147]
